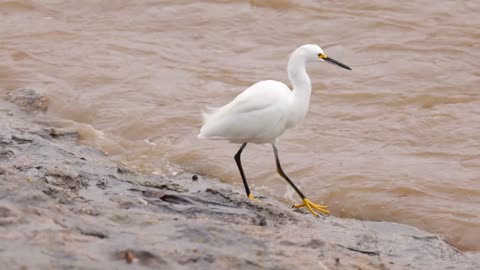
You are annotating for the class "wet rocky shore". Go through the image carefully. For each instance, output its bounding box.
[0,91,479,269]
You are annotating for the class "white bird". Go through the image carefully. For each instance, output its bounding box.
[198,44,351,216]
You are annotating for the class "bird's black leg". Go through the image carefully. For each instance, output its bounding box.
[234,143,254,199]
[272,143,306,199]
[272,143,329,216]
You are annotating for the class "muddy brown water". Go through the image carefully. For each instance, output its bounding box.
[1,0,479,251]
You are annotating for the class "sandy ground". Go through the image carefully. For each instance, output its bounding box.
[0,90,479,269]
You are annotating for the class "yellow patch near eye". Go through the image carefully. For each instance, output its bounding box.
[318,53,327,59]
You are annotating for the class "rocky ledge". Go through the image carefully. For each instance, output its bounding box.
[0,97,479,270]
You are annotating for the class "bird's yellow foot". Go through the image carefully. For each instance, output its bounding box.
[248,193,259,201]
[293,198,330,216]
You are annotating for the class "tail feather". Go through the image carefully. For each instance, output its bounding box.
[199,105,221,139]
[201,106,219,124]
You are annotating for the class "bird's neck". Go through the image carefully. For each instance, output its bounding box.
[288,55,311,121]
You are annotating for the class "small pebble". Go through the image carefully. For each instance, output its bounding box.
[192,175,198,181]
[136,198,149,205]
[124,250,135,264]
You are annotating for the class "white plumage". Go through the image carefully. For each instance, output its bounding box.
[198,44,351,216]
[199,80,293,143]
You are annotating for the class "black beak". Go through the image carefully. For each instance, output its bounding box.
[324,56,352,70]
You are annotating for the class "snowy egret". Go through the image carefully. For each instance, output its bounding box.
[198,44,351,216]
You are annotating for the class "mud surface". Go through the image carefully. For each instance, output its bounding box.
[0,98,478,269]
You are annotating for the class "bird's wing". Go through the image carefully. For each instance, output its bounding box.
[205,80,292,118]
[199,80,292,143]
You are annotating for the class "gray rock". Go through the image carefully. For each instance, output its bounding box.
[4,88,48,112]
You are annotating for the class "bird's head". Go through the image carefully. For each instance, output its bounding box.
[295,44,351,70]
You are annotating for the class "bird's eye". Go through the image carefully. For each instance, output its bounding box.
[318,53,327,59]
